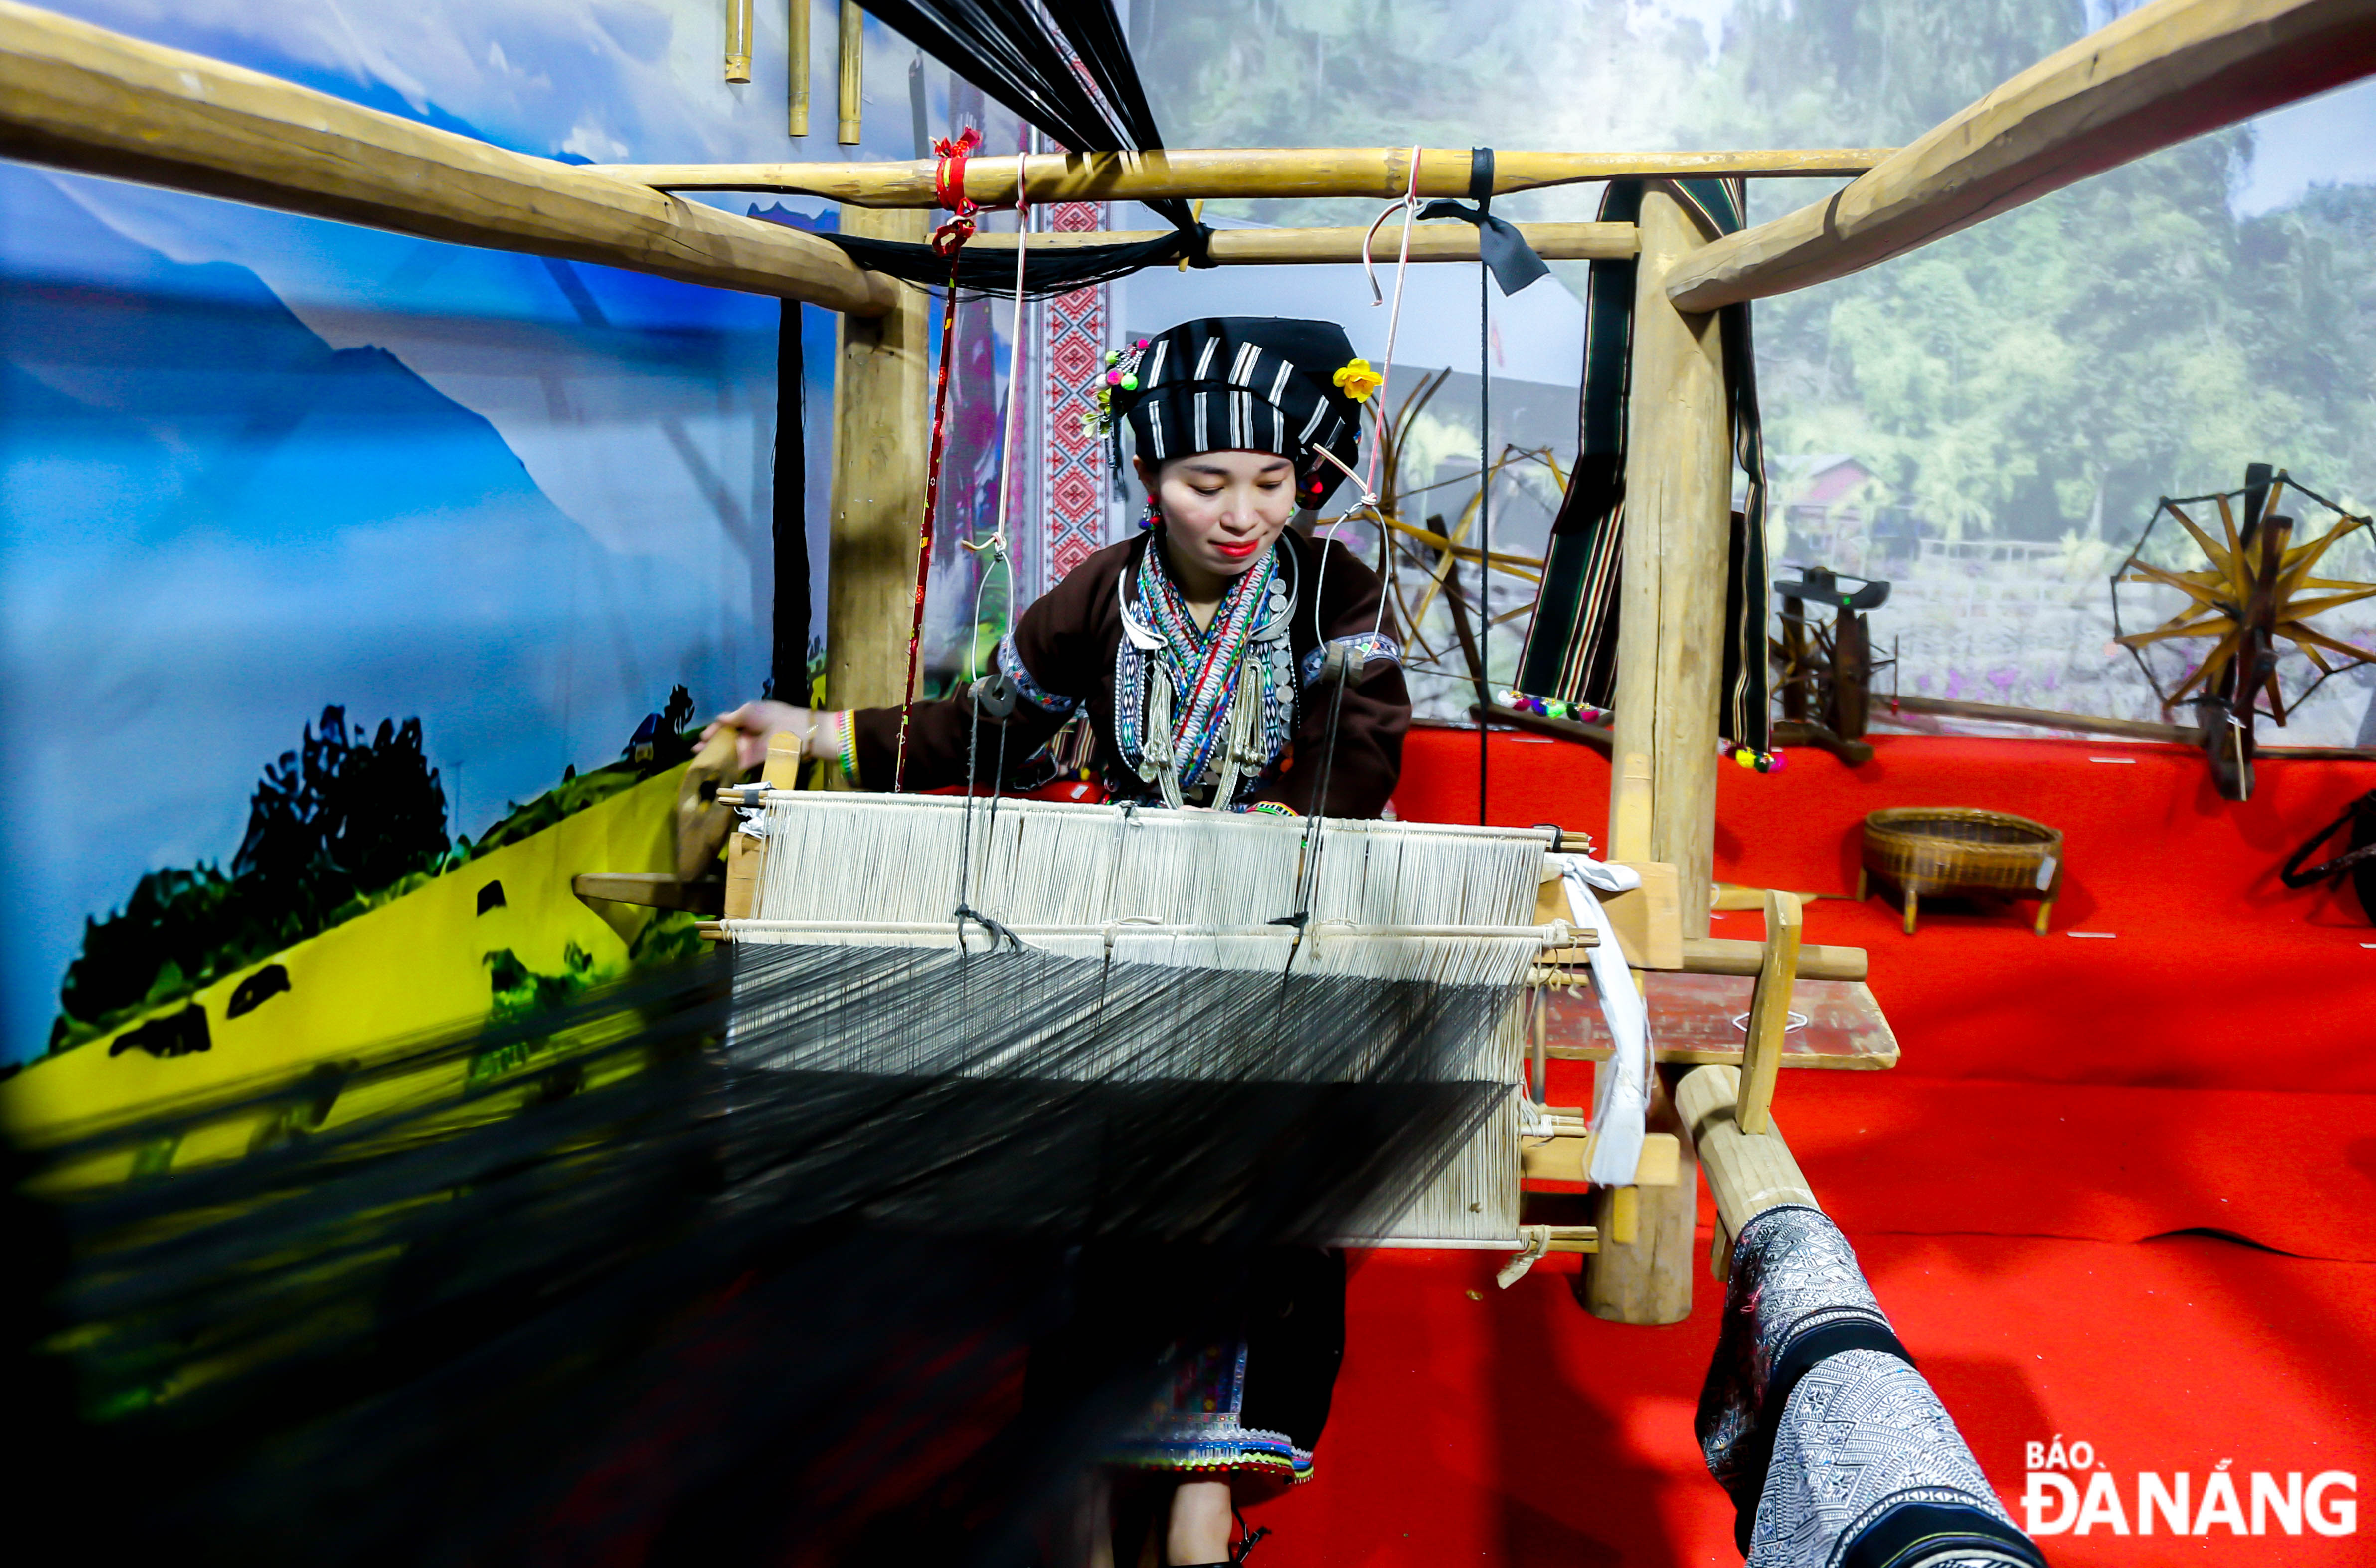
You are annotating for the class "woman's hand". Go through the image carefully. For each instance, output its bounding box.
[703,701,822,773]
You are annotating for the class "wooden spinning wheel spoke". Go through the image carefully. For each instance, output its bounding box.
[2166,624,2246,704]
[2277,621,2376,666]
[2277,520,2373,599]
[2122,614,2235,649]
[2164,502,2226,567]
[2280,585,2376,621]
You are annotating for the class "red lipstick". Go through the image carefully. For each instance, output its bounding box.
[1215,538,1260,560]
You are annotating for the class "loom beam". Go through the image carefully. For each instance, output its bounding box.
[1665,0,2376,311]
[592,147,1897,205]
[0,1,899,314]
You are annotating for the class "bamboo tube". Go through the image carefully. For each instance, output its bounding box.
[0,2,896,314]
[961,220,1636,264]
[1579,1068,1698,1325]
[788,0,810,136]
[1674,1065,1820,1238]
[592,146,1896,205]
[827,207,929,709]
[1666,0,2376,310]
[725,0,755,82]
[837,0,862,146]
[1610,190,1730,933]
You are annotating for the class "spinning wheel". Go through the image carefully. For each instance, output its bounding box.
[1771,567,1893,764]
[2112,464,2376,800]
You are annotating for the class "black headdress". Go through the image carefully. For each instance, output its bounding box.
[1099,317,1371,508]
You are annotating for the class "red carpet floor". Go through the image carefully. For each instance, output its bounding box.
[1234,729,2376,1566]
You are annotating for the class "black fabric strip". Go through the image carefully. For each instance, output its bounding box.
[1839,1499,2051,1568]
[1412,146,1548,299]
[770,300,810,703]
[1730,1317,1916,1552]
[822,227,1208,299]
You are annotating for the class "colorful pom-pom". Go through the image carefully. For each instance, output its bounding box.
[1120,374,1139,391]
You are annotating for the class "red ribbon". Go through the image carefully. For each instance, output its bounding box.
[930,126,983,256]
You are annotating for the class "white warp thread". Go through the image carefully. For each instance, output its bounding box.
[1552,855,1652,1186]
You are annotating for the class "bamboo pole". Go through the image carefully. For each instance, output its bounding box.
[962,219,1637,264]
[725,0,755,82]
[1674,1065,1821,1240]
[592,146,1896,205]
[1667,0,2376,311]
[788,0,810,136]
[837,0,863,146]
[826,207,929,711]
[1579,1067,1698,1325]
[0,2,896,314]
[1609,189,1731,935]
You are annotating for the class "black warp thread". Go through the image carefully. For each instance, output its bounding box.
[856,0,1195,233]
[10,942,1508,1566]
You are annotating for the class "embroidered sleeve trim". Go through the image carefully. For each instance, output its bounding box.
[997,635,1079,716]
[1299,632,1403,688]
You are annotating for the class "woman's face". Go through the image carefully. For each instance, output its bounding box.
[1137,451,1298,586]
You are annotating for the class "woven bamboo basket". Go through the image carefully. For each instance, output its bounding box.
[1858,807,2063,935]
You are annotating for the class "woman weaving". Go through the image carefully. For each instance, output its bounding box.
[708,316,1411,1564]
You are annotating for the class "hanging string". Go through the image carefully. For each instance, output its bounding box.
[1474,149,1494,828]
[954,143,1032,926]
[895,128,989,793]
[1282,159,1425,958]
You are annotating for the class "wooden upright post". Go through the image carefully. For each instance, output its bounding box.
[825,206,926,714]
[1576,1066,1697,1325]
[1607,186,1730,935]
[1586,185,1731,1326]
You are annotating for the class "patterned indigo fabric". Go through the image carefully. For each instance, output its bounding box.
[1699,1207,2044,1568]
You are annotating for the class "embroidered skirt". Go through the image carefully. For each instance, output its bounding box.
[1031,1247,1347,1488]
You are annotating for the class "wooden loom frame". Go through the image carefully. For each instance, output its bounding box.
[6,0,2373,1320]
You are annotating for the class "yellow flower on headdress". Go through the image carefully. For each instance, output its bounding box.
[1332,357,1384,403]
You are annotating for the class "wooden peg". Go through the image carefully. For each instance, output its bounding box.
[1607,1185,1641,1245]
[1736,889,1801,1135]
[1708,1216,1732,1283]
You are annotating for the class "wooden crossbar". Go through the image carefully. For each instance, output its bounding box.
[1666,0,2376,311]
[0,1,898,314]
[592,146,1897,205]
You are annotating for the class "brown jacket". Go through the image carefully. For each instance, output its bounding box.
[849,528,1410,817]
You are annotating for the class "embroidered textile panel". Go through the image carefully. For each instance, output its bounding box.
[1041,200,1110,595]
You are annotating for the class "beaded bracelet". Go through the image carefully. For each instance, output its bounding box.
[1250,801,1298,818]
[835,714,861,784]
